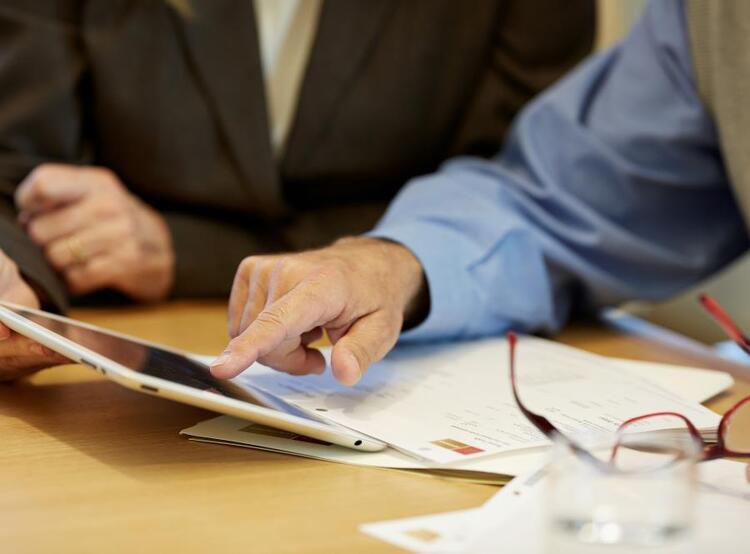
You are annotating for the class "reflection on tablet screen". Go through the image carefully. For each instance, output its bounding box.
[15,307,240,398]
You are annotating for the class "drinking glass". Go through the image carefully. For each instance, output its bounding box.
[545,431,698,553]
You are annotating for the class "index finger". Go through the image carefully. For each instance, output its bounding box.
[210,281,340,378]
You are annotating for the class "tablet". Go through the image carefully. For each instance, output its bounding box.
[0,302,385,452]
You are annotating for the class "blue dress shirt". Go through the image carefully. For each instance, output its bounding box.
[371,0,749,341]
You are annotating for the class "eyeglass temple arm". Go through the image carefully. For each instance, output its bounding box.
[699,293,750,355]
[508,332,555,435]
[508,332,607,465]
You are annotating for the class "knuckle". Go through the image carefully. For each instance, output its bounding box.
[271,256,292,273]
[44,244,65,269]
[266,259,292,289]
[18,165,57,205]
[28,164,54,186]
[308,261,347,286]
[114,216,136,238]
[27,220,47,244]
[238,256,259,275]
[97,166,117,182]
[92,167,120,191]
[327,257,349,276]
[295,285,324,309]
[240,256,273,282]
[122,241,140,258]
[252,258,278,288]
[94,194,123,216]
[32,175,54,199]
[255,307,287,332]
[227,336,257,359]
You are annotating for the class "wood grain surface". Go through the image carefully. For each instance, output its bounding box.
[1,301,747,553]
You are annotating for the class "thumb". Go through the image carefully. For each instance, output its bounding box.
[330,311,401,386]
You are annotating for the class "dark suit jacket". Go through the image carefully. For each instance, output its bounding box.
[0,0,594,309]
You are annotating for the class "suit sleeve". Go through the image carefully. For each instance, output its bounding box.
[0,2,87,311]
[163,210,287,298]
[449,0,596,157]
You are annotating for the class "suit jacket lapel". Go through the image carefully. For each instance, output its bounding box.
[171,1,286,217]
[282,0,397,172]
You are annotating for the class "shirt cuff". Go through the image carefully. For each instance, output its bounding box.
[367,221,479,342]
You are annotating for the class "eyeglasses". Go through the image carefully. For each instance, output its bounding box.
[508,294,750,471]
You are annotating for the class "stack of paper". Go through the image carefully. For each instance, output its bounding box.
[185,337,732,480]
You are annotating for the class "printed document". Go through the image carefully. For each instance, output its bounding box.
[231,337,721,463]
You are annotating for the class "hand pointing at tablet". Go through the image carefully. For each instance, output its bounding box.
[210,238,427,386]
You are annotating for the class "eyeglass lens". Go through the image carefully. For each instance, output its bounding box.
[612,414,701,471]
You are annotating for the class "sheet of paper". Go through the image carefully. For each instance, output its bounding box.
[360,465,547,553]
[360,508,479,554]
[362,459,750,553]
[180,415,540,482]
[228,337,722,463]
[608,357,733,402]
[193,353,733,407]
[189,351,731,476]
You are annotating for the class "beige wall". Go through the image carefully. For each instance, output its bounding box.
[596,0,647,50]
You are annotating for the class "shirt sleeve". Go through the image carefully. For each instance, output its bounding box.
[369,0,748,342]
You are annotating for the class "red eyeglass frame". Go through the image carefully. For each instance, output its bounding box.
[508,299,750,466]
[699,293,750,356]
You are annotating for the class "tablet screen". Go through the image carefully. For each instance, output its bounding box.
[13,306,239,397]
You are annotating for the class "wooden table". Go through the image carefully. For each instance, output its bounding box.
[1,301,748,553]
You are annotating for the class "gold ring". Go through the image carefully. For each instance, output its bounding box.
[66,236,87,265]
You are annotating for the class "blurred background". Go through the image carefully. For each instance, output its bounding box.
[596,0,647,50]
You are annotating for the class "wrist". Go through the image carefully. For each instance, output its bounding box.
[130,199,176,301]
[383,240,429,329]
[334,236,429,329]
